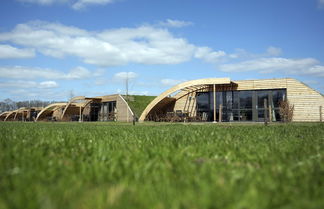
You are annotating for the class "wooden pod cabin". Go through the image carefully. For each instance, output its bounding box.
[35,94,134,122]
[139,78,324,122]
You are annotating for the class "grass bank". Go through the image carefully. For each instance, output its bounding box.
[0,122,323,209]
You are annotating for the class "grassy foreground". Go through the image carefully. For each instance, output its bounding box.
[0,122,323,209]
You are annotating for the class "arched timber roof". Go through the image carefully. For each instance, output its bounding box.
[139,78,232,121]
[0,111,10,121]
[60,96,86,120]
[35,103,67,121]
[4,110,17,121]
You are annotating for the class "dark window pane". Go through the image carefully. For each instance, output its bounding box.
[233,91,239,109]
[240,110,252,121]
[258,110,265,119]
[239,91,253,109]
[273,109,282,122]
[196,92,210,112]
[224,91,233,110]
[222,109,233,122]
[233,110,240,121]
[207,92,221,110]
[257,91,269,108]
[272,89,286,108]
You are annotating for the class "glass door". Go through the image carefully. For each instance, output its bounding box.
[255,90,271,122]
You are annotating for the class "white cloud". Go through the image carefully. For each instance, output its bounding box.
[0,80,58,89]
[39,81,58,88]
[161,79,185,86]
[72,0,116,10]
[266,46,282,56]
[65,66,92,79]
[159,19,193,28]
[218,57,324,77]
[306,65,324,77]
[1,21,322,81]
[113,72,138,81]
[0,66,103,80]
[5,88,70,101]
[228,46,282,60]
[0,21,201,66]
[17,0,116,9]
[0,44,35,59]
[194,47,226,63]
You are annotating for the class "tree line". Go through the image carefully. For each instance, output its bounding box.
[0,99,63,113]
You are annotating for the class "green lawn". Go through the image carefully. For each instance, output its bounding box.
[0,122,323,209]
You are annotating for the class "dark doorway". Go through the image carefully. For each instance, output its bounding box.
[90,103,101,121]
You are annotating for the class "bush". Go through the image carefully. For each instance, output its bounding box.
[279,100,294,122]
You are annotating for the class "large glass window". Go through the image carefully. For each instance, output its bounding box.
[196,88,286,122]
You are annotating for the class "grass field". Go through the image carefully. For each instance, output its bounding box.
[0,122,323,209]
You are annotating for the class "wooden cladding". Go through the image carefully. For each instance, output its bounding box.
[173,78,324,122]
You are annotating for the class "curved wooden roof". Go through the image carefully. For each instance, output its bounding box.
[139,78,231,121]
[60,96,86,120]
[35,103,67,121]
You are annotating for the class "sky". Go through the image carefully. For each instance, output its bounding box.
[0,0,324,101]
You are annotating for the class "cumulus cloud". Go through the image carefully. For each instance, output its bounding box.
[161,79,185,86]
[158,19,193,28]
[17,0,116,9]
[113,72,138,81]
[1,21,322,80]
[0,66,103,80]
[218,57,324,77]
[0,80,58,89]
[0,44,35,59]
[194,47,226,63]
[0,21,205,66]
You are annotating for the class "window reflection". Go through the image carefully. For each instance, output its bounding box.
[196,88,286,122]
[239,91,253,109]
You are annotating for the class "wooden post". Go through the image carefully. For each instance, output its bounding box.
[79,106,82,122]
[264,98,268,126]
[213,84,216,123]
[219,104,222,122]
[320,106,322,122]
[269,105,272,123]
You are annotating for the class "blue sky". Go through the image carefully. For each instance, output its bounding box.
[0,0,324,101]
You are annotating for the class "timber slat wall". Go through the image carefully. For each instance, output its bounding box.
[173,78,324,122]
[116,95,134,122]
